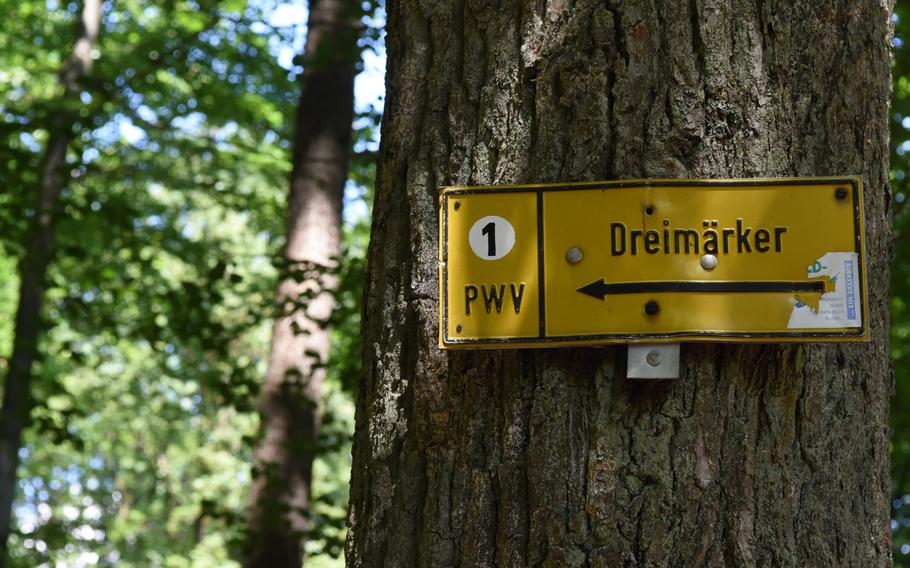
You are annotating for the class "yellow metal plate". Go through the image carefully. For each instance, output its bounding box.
[439,178,868,348]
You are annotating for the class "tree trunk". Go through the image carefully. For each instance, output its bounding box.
[244,0,358,565]
[0,0,102,562]
[347,1,893,566]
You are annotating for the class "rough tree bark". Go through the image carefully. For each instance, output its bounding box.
[347,1,893,566]
[244,0,358,565]
[0,0,102,562]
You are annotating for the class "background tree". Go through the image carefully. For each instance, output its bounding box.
[0,0,295,562]
[347,1,893,566]
[244,0,364,565]
[0,0,103,558]
[0,0,379,565]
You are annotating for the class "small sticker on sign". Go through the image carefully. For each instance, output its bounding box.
[468,216,516,260]
[787,252,862,329]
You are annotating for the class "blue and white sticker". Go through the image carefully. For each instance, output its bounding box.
[787,252,862,329]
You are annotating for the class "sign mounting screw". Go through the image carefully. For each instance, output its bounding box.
[456,324,463,333]
[565,247,584,264]
[628,344,680,379]
[646,349,662,366]
[644,300,660,315]
[700,254,718,270]
[454,201,461,210]
[835,187,848,200]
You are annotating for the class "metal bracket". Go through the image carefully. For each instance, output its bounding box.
[627,343,680,379]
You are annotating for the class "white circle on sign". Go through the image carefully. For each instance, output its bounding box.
[468,216,515,260]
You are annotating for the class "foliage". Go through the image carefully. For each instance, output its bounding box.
[0,0,379,565]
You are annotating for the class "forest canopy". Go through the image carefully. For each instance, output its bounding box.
[0,0,380,565]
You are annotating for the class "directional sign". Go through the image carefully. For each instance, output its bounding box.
[438,178,868,348]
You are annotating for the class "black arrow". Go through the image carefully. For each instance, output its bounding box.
[577,278,827,300]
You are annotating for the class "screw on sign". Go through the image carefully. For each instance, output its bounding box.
[646,349,662,366]
[565,247,583,264]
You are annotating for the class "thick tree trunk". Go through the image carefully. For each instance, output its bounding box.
[0,1,101,562]
[244,0,358,565]
[347,1,893,566]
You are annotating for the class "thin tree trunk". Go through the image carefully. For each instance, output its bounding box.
[347,1,894,566]
[0,1,102,562]
[244,0,358,565]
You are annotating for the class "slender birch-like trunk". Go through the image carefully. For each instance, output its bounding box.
[0,1,102,562]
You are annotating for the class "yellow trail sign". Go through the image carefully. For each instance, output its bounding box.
[438,178,868,349]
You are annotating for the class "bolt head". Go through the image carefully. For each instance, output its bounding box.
[565,247,584,264]
[835,187,848,200]
[700,254,718,270]
[644,300,659,315]
[646,350,662,366]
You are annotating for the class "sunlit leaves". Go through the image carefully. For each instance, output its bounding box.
[0,0,289,565]
[0,0,381,565]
